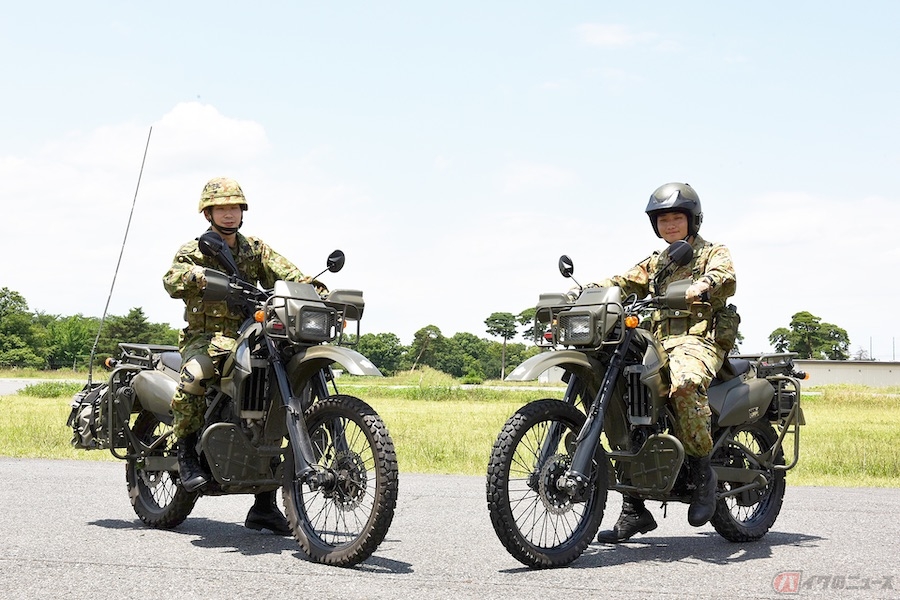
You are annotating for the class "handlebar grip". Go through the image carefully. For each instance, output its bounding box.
[700,290,710,303]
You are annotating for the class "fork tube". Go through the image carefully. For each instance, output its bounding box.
[266,338,316,480]
[310,369,351,456]
[533,375,584,471]
[567,328,636,485]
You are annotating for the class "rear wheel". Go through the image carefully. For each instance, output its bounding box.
[126,411,198,528]
[711,419,785,541]
[486,399,607,568]
[283,395,398,566]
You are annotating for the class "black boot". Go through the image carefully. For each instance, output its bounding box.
[687,455,718,527]
[176,432,208,492]
[245,491,292,536]
[596,496,657,543]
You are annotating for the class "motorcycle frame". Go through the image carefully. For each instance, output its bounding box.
[512,321,804,505]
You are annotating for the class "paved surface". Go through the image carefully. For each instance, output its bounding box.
[0,457,898,599]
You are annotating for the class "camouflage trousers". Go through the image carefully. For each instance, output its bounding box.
[663,335,726,458]
[171,334,236,439]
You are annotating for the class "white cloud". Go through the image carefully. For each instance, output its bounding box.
[576,23,656,47]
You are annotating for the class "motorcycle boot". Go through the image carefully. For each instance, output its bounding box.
[596,495,657,543]
[245,490,292,536]
[687,455,718,527]
[176,432,208,492]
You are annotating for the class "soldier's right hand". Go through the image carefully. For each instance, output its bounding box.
[184,265,207,290]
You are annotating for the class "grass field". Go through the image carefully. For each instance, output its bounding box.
[1,369,898,487]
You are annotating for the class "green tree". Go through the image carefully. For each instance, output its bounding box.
[97,308,178,362]
[47,314,99,369]
[0,288,45,368]
[407,325,443,372]
[356,332,406,375]
[768,311,850,360]
[485,312,518,379]
[517,307,536,342]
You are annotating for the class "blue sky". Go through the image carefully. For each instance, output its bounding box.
[3,2,900,360]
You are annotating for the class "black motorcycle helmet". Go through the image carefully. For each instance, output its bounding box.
[645,182,703,238]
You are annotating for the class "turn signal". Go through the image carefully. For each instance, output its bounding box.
[255,310,265,323]
[625,315,640,329]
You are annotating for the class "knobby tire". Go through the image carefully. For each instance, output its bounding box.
[486,399,607,568]
[283,395,398,567]
[711,419,786,541]
[126,410,198,528]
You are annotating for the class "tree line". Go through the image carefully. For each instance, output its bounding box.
[1,286,854,375]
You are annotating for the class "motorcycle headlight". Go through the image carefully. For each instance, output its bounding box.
[294,306,337,342]
[557,312,594,346]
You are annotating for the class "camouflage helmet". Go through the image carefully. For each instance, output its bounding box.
[198,177,248,213]
[645,182,702,238]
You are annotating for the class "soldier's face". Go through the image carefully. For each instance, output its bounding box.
[657,211,689,243]
[209,204,243,228]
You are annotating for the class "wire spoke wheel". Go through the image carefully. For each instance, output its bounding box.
[711,419,786,541]
[283,395,397,566]
[487,399,607,568]
[126,411,198,528]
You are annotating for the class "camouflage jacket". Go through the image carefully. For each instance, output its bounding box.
[590,235,737,343]
[163,230,305,343]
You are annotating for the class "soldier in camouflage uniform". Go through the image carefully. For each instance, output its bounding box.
[163,176,308,535]
[591,182,737,542]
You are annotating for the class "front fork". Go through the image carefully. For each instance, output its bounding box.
[561,328,636,499]
[268,339,350,490]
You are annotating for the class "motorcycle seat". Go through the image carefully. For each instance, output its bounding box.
[711,357,751,386]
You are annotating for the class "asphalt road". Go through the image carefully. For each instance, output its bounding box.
[0,457,897,600]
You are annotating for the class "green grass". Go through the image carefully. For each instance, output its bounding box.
[2,372,898,487]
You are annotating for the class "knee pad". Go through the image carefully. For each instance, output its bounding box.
[179,354,216,395]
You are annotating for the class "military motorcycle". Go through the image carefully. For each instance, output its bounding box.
[68,232,398,567]
[486,241,806,568]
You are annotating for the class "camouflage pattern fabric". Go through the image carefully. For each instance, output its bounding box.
[164,230,306,438]
[664,336,724,456]
[170,334,235,438]
[198,176,248,212]
[591,235,736,457]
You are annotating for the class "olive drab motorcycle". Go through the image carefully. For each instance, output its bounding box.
[486,240,807,568]
[68,231,398,567]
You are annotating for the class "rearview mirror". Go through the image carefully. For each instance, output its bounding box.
[197,231,240,276]
[666,240,693,267]
[558,255,574,279]
[327,250,345,273]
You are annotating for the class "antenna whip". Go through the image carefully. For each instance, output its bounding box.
[87,127,152,385]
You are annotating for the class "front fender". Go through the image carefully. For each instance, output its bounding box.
[506,350,597,382]
[286,345,383,381]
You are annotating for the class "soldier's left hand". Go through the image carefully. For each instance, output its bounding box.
[685,280,710,303]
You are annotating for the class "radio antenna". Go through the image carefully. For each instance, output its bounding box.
[87,127,153,386]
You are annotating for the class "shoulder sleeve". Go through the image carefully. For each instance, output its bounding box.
[588,255,653,298]
[699,243,736,299]
[163,241,204,299]
[253,238,306,288]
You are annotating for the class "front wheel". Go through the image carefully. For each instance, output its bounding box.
[283,395,398,566]
[711,419,786,541]
[126,411,198,528]
[486,399,607,568]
